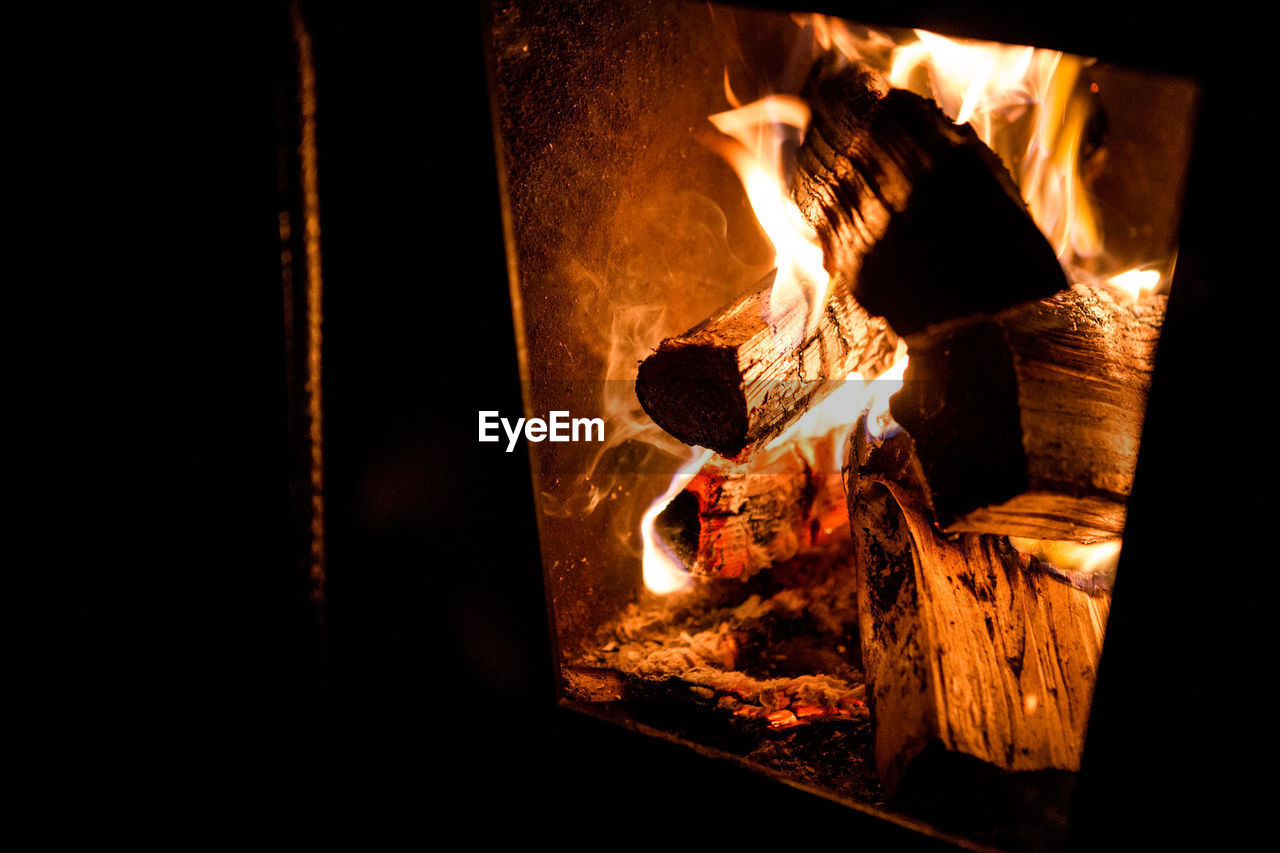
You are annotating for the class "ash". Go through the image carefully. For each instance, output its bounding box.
[567,549,884,806]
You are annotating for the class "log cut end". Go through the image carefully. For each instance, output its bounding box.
[890,319,1030,532]
[889,286,1166,542]
[635,270,897,457]
[653,489,701,568]
[636,341,749,455]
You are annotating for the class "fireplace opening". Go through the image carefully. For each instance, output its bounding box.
[484,2,1197,848]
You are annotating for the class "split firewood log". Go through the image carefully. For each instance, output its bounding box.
[636,269,896,457]
[845,411,1110,805]
[638,60,1072,459]
[792,62,1069,336]
[654,431,848,580]
[888,284,1166,542]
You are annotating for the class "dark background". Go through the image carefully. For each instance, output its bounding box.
[16,0,1269,848]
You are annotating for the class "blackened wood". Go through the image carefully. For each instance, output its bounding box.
[654,434,847,580]
[889,285,1166,542]
[636,269,897,457]
[793,63,1068,336]
[845,414,1109,804]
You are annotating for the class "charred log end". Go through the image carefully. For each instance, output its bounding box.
[635,342,748,456]
[890,321,1029,529]
[805,60,890,121]
[855,138,1069,336]
[653,489,700,568]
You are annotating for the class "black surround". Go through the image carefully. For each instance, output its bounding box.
[25,0,1267,848]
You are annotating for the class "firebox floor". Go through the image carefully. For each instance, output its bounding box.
[564,550,885,810]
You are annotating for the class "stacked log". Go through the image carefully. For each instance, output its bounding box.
[653,433,848,580]
[636,270,897,458]
[889,284,1165,542]
[846,413,1109,799]
[635,55,1154,830]
[792,63,1069,335]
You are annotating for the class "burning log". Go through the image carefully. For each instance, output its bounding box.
[635,269,897,458]
[792,63,1068,336]
[653,434,848,580]
[845,412,1109,807]
[890,284,1166,542]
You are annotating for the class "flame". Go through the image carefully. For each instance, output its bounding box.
[1011,537,1122,576]
[757,372,874,474]
[1105,268,1162,301]
[636,17,1173,595]
[640,447,713,594]
[862,350,909,441]
[889,30,1101,269]
[805,17,1113,285]
[810,17,1183,300]
[707,94,829,339]
[762,345,909,461]
[638,351,910,594]
[806,14,897,65]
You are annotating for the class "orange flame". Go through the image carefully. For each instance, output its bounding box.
[889,30,1102,269]
[707,94,829,341]
[639,352,909,594]
[1011,537,1122,574]
[637,17,1174,593]
[640,447,713,594]
[804,17,1153,293]
[762,341,909,466]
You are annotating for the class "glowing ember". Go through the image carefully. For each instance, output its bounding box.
[639,350,911,594]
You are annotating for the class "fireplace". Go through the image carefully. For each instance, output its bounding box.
[479,0,1213,848]
[29,0,1264,846]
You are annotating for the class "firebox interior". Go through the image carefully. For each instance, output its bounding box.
[484,2,1198,849]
